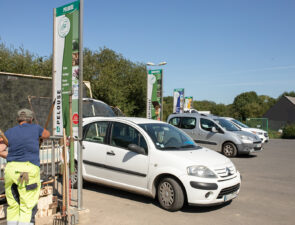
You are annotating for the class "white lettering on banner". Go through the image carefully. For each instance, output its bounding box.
[147,99,152,119]
[63,5,74,13]
[56,90,62,127]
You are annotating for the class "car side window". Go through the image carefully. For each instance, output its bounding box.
[180,117,196,129]
[84,121,109,143]
[200,118,218,132]
[169,117,180,127]
[111,122,148,153]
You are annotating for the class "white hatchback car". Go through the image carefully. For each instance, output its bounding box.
[76,117,241,211]
[223,117,269,143]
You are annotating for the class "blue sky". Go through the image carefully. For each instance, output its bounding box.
[0,0,294,104]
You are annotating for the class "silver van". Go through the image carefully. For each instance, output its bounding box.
[167,113,262,157]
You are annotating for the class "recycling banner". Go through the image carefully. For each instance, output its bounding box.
[185,96,193,110]
[53,1,80,137]
[147,69,163,120]
[173,88,185,113]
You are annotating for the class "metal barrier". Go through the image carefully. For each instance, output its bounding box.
[0,137,63,195]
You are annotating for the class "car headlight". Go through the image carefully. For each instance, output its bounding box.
[237,134,254,142]
[251,131,263,135]
[187,165,217,178]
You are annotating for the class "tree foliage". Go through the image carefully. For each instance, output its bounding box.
[83,47,146,117]
[0,39,293,120]
[0,40,52,76]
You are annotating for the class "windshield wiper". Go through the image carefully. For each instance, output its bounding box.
[161,146,179,150]
[181,145,202,150]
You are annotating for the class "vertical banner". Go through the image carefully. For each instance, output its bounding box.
[147,69,163,121]
[184,96,193,110]
[173,88,185,113]
[53,1,80,137]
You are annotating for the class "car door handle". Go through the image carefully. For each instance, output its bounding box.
[107,150,115,156]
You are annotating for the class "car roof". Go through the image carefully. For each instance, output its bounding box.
[83,116,167,125]
[167,112,212,120]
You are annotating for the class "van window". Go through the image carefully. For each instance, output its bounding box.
[180,117,196,129]
[200,118,218,132]
[169,117,180,127]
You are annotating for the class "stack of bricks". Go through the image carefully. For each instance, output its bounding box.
[35,186,58,218]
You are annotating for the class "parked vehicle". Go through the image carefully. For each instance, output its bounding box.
[83,98,116,117]
[74,117,241,211]
[167,113,262,157]
[223,117,269,143]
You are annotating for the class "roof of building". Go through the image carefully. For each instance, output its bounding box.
[285,96,295,105]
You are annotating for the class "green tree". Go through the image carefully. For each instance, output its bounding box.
[232,91,261,120]
[278,91,295,99]
[163,96,173,121]
[83,47,146,117]
[0,40,52,76]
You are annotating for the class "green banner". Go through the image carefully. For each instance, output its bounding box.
[147,69,163,120]
[53,1,80,173]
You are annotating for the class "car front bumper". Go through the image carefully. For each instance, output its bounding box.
[236,141,262,154]
[180,171,241,206]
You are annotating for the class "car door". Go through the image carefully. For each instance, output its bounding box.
[196,118,222,151]
[82,121,110,179]
[105,122,149,189]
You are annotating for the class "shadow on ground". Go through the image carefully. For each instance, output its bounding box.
[236,154,257,159]
[83,181,232,213]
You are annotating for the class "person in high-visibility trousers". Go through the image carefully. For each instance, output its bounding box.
[0,109,50,225]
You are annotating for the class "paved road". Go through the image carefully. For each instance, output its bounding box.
[79,139,295,225]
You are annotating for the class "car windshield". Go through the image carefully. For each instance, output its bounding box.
[83,99,116,117]
[232,119,249,128]
[214,118,240,131]
[139,123,200,150]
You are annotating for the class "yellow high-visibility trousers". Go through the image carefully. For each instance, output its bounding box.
[5,162,41,225]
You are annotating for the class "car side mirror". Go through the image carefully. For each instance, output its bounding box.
[128,144,146,155]
[211,127,218,133]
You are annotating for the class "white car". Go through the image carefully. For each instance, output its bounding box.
[75,117,241,211]
[223,117,269,143]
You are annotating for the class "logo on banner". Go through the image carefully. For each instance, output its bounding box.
[58,17,71,38]
[72,113,79,125]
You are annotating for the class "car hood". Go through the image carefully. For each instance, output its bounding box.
[243,127,265,133]
[164,147,231,168]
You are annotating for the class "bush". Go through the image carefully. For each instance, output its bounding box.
[282,124,295,139]
[268,130,282,139]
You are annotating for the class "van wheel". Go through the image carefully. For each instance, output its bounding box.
[222,142,237,157]
[157,177,184,211]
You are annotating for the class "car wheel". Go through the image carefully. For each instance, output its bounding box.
[222,142,237,157]
[157,177,184,211]
[70,162,78,189]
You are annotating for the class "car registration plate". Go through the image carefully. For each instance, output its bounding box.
[223,191,237,202]
[256,144,261,148]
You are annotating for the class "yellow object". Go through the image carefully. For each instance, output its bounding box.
[5,161,41,224]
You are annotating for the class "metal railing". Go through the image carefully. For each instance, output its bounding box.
[0,137,63,195]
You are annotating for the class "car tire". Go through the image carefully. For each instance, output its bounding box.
[157,177,184,211]
[222,142,237,157]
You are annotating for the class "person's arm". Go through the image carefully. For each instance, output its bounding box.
[0,144,8,159]
[41,128,50,139]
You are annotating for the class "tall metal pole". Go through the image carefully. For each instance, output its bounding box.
[161,69,163,121]
[146,68,149,119]
[77,0,84,210]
